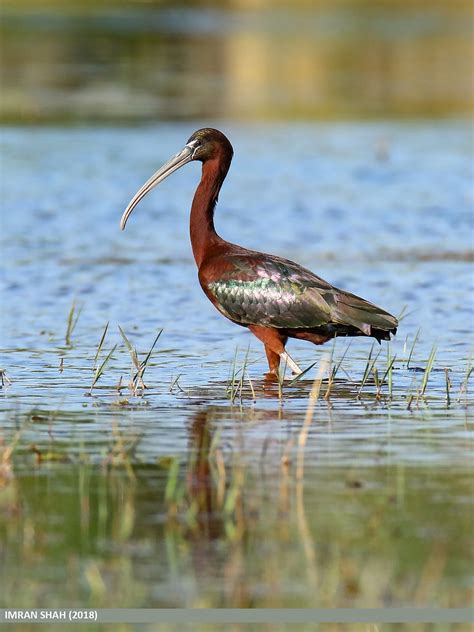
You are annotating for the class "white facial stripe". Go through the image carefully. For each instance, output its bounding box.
[185,139,200,157]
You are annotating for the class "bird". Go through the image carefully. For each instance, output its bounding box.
[120,128,398,377]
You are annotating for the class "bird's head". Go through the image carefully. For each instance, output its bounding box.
[120,128,233,230]
[186,128,233,162]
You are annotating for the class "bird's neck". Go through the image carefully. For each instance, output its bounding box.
[190,156,230,268]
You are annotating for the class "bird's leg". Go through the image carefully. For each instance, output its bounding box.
[247,325,300,376]
[279,351,302,376]
[264,345,280,376]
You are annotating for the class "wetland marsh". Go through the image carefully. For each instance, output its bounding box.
[0,122,472,613]
[0,1,473,625]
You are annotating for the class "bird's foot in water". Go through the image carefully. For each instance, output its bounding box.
[264,370,300,383]
[264,352,302,380]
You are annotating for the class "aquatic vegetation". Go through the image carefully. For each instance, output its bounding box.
[1,411,471,610]
[89,343,117,395]
[418,345,437,401]
[0,369,11,389]
[65,300,83,347]
[93,321,109,369]
[118,326,163,396]
[458,356,473,405]
[226,345,256,404]
[220,333,471,411]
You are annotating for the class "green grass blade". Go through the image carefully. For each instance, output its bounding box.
[289,362,317,386]
[65,301,83,346]
[118,325,140,369]
[397,304,408,322]
[93,322,109,367]
[140,329,163,370]
[360,343,374,386]
[90,344,117,393]
[358,344,381,396]
[333,340,352,378]
[419,345,437,398]
[379,354,397,396]
[133,329,163,385]
[407,328,420,369]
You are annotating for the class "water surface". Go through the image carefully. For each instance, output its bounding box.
[0,121,472,611]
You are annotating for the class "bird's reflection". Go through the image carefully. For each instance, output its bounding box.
[185,407,223,540]
[180,405,280,600]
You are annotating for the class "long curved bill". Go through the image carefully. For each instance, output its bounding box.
[120,144,194,230]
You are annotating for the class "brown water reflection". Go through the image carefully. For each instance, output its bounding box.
[1,0,472,122]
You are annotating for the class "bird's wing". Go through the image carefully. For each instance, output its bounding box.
[329,289,398,334]
[202,253,397,334]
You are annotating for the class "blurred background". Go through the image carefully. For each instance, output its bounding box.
[1,0,473,123]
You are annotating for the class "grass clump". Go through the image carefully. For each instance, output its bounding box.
[118,326,163,396]
[226,346,255,403]
[89,333,117,396]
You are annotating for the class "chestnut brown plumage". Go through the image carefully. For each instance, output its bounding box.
[121,128,397,375]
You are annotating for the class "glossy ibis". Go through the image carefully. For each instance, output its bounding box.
[120,128,397,376]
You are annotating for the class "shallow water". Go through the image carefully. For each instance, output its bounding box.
[0,121,472,609]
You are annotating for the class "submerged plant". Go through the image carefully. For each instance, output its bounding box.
[0,369,11,388]
[324,338,352,399]
[93,321,109,369]
[445,368,451,406]
[407,328,421,370]
[374,349,397,399]
[226,345,256,403]
[89,344,117,395]
[119,326,163,395]
[357,343,382,397]
[65,300,83,346]
[458,356,473,404]
[418,345,437,401]
[87,321,117,394]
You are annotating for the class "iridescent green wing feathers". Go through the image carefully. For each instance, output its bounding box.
[203,254,397,335]
[329,290,398,335]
